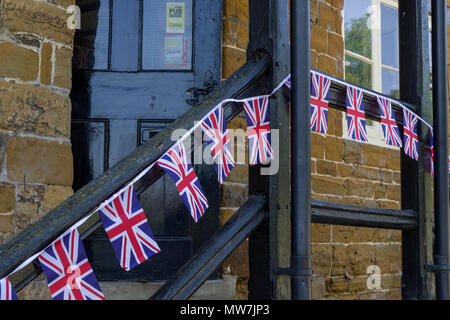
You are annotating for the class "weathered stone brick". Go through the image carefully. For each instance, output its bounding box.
[343,139,361,164]
[377,200,400,210]
[13,201,40,230]
[0,42,38,81]
[220,183,248,208]
[3,0,74,46]
[6,136,73,186]
[346,244,375,275]
[312,244,332,276]
[317,54,339,77]
[374,244,401,274]
[327,31,344,61]
[317,2,342,34]
[325,136,344,162]
[222,240,249,277]
[327,108,343,137]
[386,184,401,202]
[311,25,327,53]
[312,175,346,196]
[316,159,337,176]
[345,178,374,198]
[222,47,247,79]
[0,81,71,138]
[360,144,388,169]
[223,0,248,24]
[220,208,237,225]
[223,18,248,50]
[311,132,325,159]
[0,214,15,233]
[312,277,326,300]
[312,223,331,243]
[0,183,15,213]
[333,226,373,243]
[225,164,248,184]
[40,42,53,85]
[40,185,73,214]
[54,47,72,89]
[326,277,349,293]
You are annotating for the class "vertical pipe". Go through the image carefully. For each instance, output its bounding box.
[432,0,450,300]
[290,0,312,300]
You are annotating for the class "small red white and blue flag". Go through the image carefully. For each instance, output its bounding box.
[201,104,235,184]
[310,72,332,134]
[346,86,368,142]
[243,96,274,165]
[403,108,419,161]
[99,185,161,271]
[425,129,434,177]
[284,76,291,89]
[38,228,105,300]
[377,97,403,148]
[157,141,209,222]
[0,277,18,300]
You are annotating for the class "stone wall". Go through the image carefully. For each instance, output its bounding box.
[0,0,75,246]
[220,0,402,300]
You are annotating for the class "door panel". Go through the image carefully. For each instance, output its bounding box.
[71,0,222,280]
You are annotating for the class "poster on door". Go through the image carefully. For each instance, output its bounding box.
[166,2,185,34]
[164,35,187,67]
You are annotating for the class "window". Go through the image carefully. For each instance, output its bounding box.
[344,0,399,98]
[343,0,400,148]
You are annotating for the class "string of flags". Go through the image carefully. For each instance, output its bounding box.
[0,69,439,300]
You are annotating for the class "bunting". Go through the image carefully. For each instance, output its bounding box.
[98,185,161,271]
[157,141,209,222]
[346,86,369,142]
[0,277,18,300]
[2,69,437,301]
[201,104,235,184]
[243,96,274,165]
[38,228,105,300]
[310,72,331,134]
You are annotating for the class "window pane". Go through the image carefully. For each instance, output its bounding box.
[382,68,400,99]
[345,54,372,89]
[344,0,372,59]
[142,0,193,70]
[381,5,399,69]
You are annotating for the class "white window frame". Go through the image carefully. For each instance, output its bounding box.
[342,0,400,149]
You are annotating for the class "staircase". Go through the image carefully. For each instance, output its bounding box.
[0,53,272,299]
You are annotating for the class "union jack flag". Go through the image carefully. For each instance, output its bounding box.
[377,97,403,147]
[201,104,235,184]
[403,108,419,161]
[157,141,209,222]
[0,277,18,300]
[425,129,434,177]
[243,96,274,165]
[310,73,331,134]
[99,185,161,271]
[346,86,368,142]
[38,228,105,300]
[284,76,291,89]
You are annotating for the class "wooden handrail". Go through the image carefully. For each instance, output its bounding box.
[0,53,272,291]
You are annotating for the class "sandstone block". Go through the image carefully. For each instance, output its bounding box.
[3,0,74,46]
[40,42,53,85]
[0,81,71,138]
[0,183,15,213]
[0,42,38,81]
[6,136,73,186]
[222,47,247,79]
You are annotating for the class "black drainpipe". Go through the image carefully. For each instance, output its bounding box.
[290,0,312,300]
[431,0,450,300]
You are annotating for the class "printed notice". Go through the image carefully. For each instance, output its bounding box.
[164,35,187,66]
[166,2,185,33]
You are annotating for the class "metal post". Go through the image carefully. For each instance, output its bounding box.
[290,0,312,300]
[432,0,450,300]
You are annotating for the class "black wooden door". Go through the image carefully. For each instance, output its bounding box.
[71,0,222,280]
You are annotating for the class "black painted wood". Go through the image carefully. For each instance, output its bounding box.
[1,54,272,290]
[150,193,267,300]
[398,0,433,300]
[311,200,418,230]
